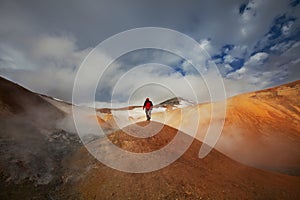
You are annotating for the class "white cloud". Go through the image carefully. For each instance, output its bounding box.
[224,64,233,70]
[97,63,212,104]
[245,52,269,66]
[291,58,300,64]
[0,44,35,70]
[0,33,92,101]
[241,0,261,21]
[31,35,76,61]
[223,55,235,64]
[270,40,295,52]
[225,51,272,94]
[229,45,248,58]
[282,20,294,36]
[291,41,300,49]
[226,67,246,80]
[199,39,211,52]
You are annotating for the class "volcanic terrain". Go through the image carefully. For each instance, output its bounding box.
[0,76,300,199]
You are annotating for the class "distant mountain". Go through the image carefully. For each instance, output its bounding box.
[155,97,195,110]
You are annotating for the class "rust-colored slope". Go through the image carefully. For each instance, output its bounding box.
[147,80,300,175]
[219,80,300,175]
[65,121,300,200]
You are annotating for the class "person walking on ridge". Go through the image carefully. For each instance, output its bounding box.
[143,98,153,121]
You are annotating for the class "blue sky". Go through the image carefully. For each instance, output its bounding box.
[0,0,299,104]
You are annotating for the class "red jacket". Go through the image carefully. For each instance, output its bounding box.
[143,99,153,110]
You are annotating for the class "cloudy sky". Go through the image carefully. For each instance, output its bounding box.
[0,0,299,105]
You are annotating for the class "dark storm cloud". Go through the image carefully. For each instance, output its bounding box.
[6,0,218,48]
[0,0,299,103]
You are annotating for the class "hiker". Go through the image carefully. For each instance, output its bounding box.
[143,98,153,121]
